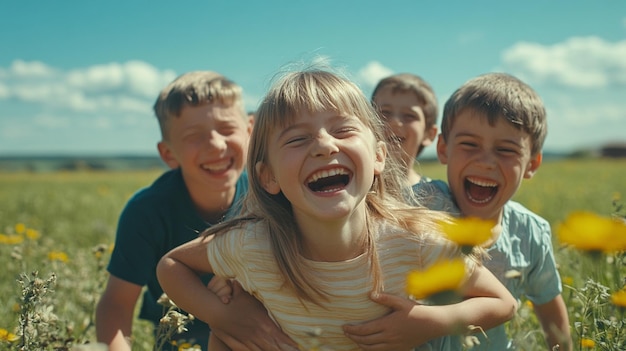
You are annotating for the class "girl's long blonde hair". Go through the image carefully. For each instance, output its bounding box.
[207,67,449,304]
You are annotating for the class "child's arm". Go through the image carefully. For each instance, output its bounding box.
[343,264,517,350]
[158,234,299,351]
[96,276,142,351]
[534,295,572,351]
[209,281,299,351]
[157,234,224,322]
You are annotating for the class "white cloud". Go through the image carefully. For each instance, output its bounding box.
[9,60,57,78]
[501,36,626,88]
[0,59,177,113]
[0,82,9,98]
[357,61,394,88]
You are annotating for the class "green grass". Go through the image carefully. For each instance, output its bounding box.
[0,159,624,350]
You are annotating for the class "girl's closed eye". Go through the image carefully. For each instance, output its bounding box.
[285,134,310,146]
[333,126,359,138]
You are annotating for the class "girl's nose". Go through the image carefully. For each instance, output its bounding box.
[310,131,339,157]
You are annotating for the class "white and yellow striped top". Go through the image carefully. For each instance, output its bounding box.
[207,220,471,351]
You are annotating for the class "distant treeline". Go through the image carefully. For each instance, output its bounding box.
[0,155,168,172]
[1,146,623,172]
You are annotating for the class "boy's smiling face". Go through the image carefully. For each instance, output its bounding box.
[158,103,252,196]
[374,87,437,172]
[437,108,542,222]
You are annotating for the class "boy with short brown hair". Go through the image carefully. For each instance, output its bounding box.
[371,73,438,185]
[96,71,255,350]
[416,72,571,350]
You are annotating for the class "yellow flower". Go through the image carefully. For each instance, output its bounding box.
[0,234,24,245]
[438,217,495,248]
[556,211,626,252]
[580,338,595,348]
[14,223,26,234]
[406,259,466,300]
[48,251,69,263]
[524,300,534,310]
[611,289,626,308]
[561,276,574,286]
[25,228,40,240]
[0,328,19,342]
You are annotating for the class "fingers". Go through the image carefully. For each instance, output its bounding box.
[207,277,234,304]
[369,291,415,310]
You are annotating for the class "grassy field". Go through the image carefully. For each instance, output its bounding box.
[0,158,624,350]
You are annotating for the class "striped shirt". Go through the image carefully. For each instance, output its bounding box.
[207,219,472,351]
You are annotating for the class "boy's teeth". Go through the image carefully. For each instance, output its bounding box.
[467,177,497,187]
[202,161,230,172]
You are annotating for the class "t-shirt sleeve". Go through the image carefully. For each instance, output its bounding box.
[524,219,562,305]
[107,198,164,286]
[206,225,256,291]
[412,180,461,216]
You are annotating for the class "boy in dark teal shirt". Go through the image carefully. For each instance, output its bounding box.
[96,71,252,351]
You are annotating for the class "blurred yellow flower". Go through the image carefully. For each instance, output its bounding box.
[561,276,574,286]
[556,211,626,252]
[14,223,26,234]
[48,251,69,263]
[611,289,626,308]
[0,234,24,245]
[524,300,534,310]
[406,259,466,300]
[0,328,18,342]
[177,342,201,351]
[438,217,495,248]
[580,338,595,348]
[25,228,40,240]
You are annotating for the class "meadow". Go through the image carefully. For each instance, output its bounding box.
[0,158,624,350]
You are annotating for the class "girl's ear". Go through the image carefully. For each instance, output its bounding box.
[256,161,281,194]
[157,141,180,169]
[436,134,448,164]
[524,153,543,179]
[373,141,386,175]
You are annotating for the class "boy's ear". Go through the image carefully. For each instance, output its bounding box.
[436,134,448,165]
[373,140,386,175]
[524,153,542,179]
[421,125,439,147]
[256,161,281,195]
[157,141,180,169]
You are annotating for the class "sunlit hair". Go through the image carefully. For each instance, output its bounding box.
[441,72,547,155]
[153,71,245,140]
[371,73,438,129]
[207,68,450,304]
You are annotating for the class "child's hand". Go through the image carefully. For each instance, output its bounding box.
[343,292,434,351]
[207,276,234,304]
[210,281,299,351]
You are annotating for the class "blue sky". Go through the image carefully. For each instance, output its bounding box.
[1,1,625,158]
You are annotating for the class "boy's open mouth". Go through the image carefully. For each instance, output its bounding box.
[201,158,233,174]
[464,177,498,204]
[307,168,351,193]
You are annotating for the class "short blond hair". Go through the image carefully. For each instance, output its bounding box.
[153,71,245,140]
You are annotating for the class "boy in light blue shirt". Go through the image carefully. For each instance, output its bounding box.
[413,72,571,351]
